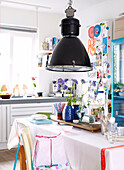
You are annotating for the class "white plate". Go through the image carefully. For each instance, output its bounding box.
[31,114,47,120]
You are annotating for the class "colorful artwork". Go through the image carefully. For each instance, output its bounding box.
[87,21,111,71]
[94,25,101,37]
[88,26,95,38]
[87,21,112,109]
[103,37,107,55]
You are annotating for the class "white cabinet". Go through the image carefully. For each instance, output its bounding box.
[0,102,54,149]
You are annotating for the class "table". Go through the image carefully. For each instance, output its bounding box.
[8,118,124,170]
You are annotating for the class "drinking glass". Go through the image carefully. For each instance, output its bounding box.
[108,123,118,144]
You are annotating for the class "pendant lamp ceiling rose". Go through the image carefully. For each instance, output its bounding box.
[65,0,76,18]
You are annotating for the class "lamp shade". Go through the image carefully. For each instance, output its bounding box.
[47,36,92,72]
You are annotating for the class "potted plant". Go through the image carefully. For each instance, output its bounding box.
[64,79,78,122]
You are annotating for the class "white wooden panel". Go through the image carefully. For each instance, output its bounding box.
[1,106,7,142]
[11,107,52,116]
[0,106,2,142]
[11,103,54,109]
[115,17,124,31]
[10,103,54,125]
[6,105,11,140]
[11,114,33,125]
[115,30,124,39]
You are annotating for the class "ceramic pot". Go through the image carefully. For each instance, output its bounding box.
[73,105,79,120]
[65,106,73,122]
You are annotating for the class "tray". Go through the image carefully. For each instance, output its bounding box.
[51,119,101,133]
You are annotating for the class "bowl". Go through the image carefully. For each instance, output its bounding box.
[61,126,73,132]
[73,120,79,124]
[0,94,11,99]
[119,92,124,96]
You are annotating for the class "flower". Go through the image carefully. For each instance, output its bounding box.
[32,77,36,81]
[92,81,96,87]
[63,84,68,90]
[57,78,78,106]
[81,79,86,84]
[63,78,68,83]
[57,78,64,85]
[71,79,78,84]
[32,77,36,88]
[58,84,62,91]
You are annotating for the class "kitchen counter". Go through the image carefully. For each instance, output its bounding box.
[0,97,65,105]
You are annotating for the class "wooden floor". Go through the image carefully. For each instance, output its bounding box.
[0,149,20,170]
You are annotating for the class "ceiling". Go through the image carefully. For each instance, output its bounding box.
[0,0,107,14]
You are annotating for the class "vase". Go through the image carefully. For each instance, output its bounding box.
[73,105,79,120]
[33,87,37,96]
[65,106,73,122]
[77,106,85,122]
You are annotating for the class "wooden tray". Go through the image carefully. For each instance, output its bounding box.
[51,119,101,133]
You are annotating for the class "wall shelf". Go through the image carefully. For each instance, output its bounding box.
[39,50,53,54]
[114,96,124,99]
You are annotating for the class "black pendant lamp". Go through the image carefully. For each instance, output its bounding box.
[47,0,92,72]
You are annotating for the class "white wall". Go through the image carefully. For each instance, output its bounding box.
[0,6,63,44]
[38,69,88,96]
[77,0,124,47]
[0,6,67,95]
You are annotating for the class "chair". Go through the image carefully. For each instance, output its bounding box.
[21,126,71,170]
[21,126,34,170]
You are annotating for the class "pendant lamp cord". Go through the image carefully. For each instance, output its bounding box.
[36,7,39,58]
[36,7,38,39]
[0,1,1,32]
[68,0,72,7]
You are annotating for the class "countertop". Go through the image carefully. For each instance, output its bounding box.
[0,97,66,105]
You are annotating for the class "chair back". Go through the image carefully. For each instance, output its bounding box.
[22,126,33,170]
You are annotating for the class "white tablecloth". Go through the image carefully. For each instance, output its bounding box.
[8,118,124,170]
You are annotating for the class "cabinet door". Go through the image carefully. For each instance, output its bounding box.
[0,105,7,142]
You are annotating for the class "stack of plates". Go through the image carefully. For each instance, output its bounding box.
[31,114,47,120]
[29,114,52,125]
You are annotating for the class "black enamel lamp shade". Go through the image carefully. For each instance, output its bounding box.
[47,7,92,72]
[47,37,92,72]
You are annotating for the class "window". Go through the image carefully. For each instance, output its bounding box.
[0,26,37,94]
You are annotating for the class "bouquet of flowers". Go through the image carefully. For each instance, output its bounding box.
[57,78,78,106]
